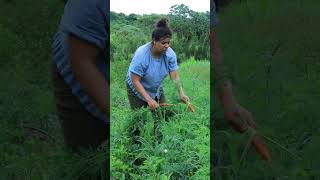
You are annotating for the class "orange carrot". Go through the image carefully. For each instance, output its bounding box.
[181,99,195,112]
[159,103,175,107]
[187,103,195,112]
[184,101,195,112]
[251,135,272,161]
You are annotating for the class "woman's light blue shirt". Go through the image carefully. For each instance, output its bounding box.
[126,42,178,101]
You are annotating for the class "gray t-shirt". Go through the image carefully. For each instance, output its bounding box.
[52,0,109,123]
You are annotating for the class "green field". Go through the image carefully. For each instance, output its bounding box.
[110,59,210,179]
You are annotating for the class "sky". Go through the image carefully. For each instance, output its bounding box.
[110,0,210,15]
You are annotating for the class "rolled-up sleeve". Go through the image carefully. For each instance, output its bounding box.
[167,51,179,72]
[129,54,147,77]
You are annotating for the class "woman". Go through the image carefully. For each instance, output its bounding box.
[51,0,109,176]
[211,0,271,161]
[126,18,189,111]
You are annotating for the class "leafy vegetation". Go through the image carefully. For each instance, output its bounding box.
[0,0,107,179]
[110,4,210,63]
[110,5,210,179]
[111,59,210,179]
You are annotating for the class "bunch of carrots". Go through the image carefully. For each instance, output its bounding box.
[159,99,195,112]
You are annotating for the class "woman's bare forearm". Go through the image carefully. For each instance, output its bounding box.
[211,28,229,84]
[211,28,222,65]
[169,71,184,95]
[131,74,153,102]
[69,35,109,115]
[211,29,238,112]
[71,60,109,114]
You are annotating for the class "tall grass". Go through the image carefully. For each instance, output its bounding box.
[111,59,210,179]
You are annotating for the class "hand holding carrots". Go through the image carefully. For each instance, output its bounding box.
[219,80,271,162]
[179,93,189,103]
[146,98,158,111]
[220,81,256,131]
[180,98,195,113]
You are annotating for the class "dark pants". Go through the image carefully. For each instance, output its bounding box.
[52,63,108,152]
[52,63,108,179]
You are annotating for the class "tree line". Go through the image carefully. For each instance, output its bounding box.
[111,4,210,63]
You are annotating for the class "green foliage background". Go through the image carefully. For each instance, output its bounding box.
[110,4,210,63]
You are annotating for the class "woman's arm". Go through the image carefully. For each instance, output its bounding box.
[211,28,256,132]
[69,34,109,116]
[131,73,158,110]
[169,71,189,102]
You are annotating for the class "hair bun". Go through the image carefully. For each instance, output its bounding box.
[156,18,168,28]
[152,17,172,40]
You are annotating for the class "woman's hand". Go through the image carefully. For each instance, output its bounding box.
[237,104,257,128]
[224,103,257,132]
[147,99,159,111]
[179,92,189,103]
[131,73,157,110]
[169,71,189,103]
[220,81,257,133]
